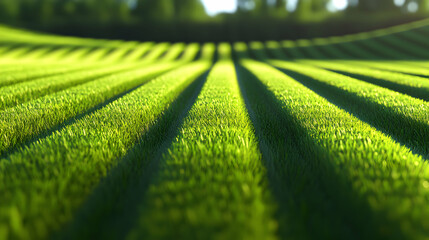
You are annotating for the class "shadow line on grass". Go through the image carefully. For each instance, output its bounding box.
[0,70,158,160]
[55,70,209,240]
[330,70,429,102]
[236,63,406,240]
[1,65,138,111]
[275,67,429,160]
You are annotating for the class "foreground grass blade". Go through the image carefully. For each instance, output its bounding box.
[127,60,277,240]
[270,60,429,158]
[0,62,210,240]
[242,60,429,240]
[3,19,429,240]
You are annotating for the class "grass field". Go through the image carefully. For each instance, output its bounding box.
[1,19,429,240]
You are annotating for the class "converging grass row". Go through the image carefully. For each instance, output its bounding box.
[2,22,429,240]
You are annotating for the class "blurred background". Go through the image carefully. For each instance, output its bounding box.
[0,0,428,42]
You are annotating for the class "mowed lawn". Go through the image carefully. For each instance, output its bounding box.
[1,20,429,240]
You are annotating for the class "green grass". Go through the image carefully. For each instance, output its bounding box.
[376,35,429,59]
[270,60,429,158]
[240,59,429,240]
[0,63,141,110]
[337,60,429,76]
[0,62,178,156]
[299,59,429,101]
[0,61,210,240]
[2,20,429,240]
[0,63,109,88]
[120,42,154,62]
[127,59,277,240]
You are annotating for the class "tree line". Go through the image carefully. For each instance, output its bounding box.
[0,0,427,41]
[1,0,428,24]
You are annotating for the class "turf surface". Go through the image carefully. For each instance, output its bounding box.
[2,20,429,240]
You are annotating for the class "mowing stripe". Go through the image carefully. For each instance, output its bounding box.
[249,42,270,60]
[217,42,233,59]
[0,62,68,73]
[0,63,114,88]
[0,62,143,110]
[282,41,307,59]
[159,43,186,62]
[126,60,277,240]
[237,61,378,239]
[178,43,202,62]
[398,30,429,49]
[355,39,410,59]
[242,59,429,240]
[177,43,200,62]
[334,42,379,59]
[55,47,94,63]
[0,43,187,89]
[0,42,198,110]
[0,46,35,61]
[301,60,429,101]
[376,35,429,59]
[33,47,75,62]
[58,63,210,240]
[298,45,327,59]
[0,62,180,156]
[234,42,252,59]
[80,47,114,63]
[121,42,154,62]
[0,25,120,47]
[315,44,353,59]
[199,43,216,62]
[0,62,210,240]
[100,43,138,63]
[270,59,429,158]
[265,41,289,60]
[340,60,429,76]
[11,46,54,61]
[3,19,429,240]
[398,60,429,68]
[140,43,170,63]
